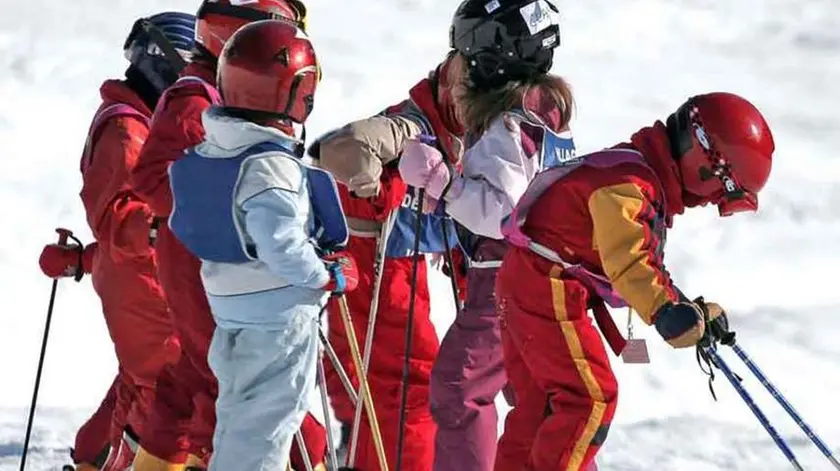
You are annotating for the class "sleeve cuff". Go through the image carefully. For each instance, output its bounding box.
[442,176,465,202]
[311,266,332,290]
[654,302,702,340]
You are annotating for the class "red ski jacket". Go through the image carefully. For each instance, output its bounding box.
[80,79,178,386]
[129,61,220,367]
[500,123,687,328]
[131,62,218,217]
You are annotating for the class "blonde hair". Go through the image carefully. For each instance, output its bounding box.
[449,55,574,135]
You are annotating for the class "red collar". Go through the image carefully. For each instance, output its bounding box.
[99,80,152,116]
[180,61,217,86]
[408,78,463,163]
[628,121,686,221]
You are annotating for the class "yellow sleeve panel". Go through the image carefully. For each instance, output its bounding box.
[587,182,678,324]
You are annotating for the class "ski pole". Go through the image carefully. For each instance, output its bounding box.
[395,188,425,471]
[730,344,840,470]
[336,294,389,471]
[440,215,462,311]
[317,350,340,471]
[294,431,314,471]
[317,328,358,407]
[347,209,397,467]
[21,228,75,471]
[426,133,461,311]
[704,346,804,471]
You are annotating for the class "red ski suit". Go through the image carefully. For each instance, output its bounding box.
[72,79,180,466]
[494,124,686,470]
[317,77,464,471]
[130,62,326,468]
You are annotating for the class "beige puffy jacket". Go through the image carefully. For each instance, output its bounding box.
[315,101,429,198]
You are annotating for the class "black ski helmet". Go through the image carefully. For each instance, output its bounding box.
[449,0,561,90]
[123,12,197,94]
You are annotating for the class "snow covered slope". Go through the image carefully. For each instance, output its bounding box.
[2,0,839,469]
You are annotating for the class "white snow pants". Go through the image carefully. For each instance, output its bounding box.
[207,312,319,471]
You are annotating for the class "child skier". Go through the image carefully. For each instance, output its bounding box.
[37,11,196,470]
[495,92,775,469]
[398,1,575,469]
[167,19,358,471]
[311,52,464,471]
[128,1,327,469]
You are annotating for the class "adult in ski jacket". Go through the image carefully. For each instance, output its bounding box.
[128,2,326,470]
[37,12,196,470]
[167,21,353,471]
[397,1,574,470]
[493,92,774,469]
[312,52,464,470]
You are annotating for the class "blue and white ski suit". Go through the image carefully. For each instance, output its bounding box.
[168,107,333,471]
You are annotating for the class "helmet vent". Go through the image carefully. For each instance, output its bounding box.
[274,48,290,66]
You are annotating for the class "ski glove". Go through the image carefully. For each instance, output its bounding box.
[398,136,452,212]
[39,242,97,279]
[321,252,359,294]
[653,298,726,349]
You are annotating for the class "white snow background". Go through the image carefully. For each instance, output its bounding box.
[2,0,840,469]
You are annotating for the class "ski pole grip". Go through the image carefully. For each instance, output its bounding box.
[55,228,73,245]
[417,134,437,145]
[710,315,736,346]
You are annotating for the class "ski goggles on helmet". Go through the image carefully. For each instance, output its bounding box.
[686,105,758,217]
[197,0,308,31]
[196,1,319,81]
[124,18,189,72]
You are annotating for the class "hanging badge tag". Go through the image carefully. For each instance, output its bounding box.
[622,339,651,364]
[621,308,651,364]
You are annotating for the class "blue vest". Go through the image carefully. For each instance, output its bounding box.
[384,185,460,258]
[169,140,349,264]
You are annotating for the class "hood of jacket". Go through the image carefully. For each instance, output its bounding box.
[198,106,302,157]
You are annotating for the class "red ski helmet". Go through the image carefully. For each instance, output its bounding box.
[667,92,775,216]
[218,19,319,123]
[195,0,307,57]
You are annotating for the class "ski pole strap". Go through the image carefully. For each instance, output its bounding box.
[695,344,732,401]
[66,232,85,283]
[592,301,626,356]
[149,217,163,246]
[317,302,328,321]
[696,296,737,346]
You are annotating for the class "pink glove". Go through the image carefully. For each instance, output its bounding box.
[398,138,451,201]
